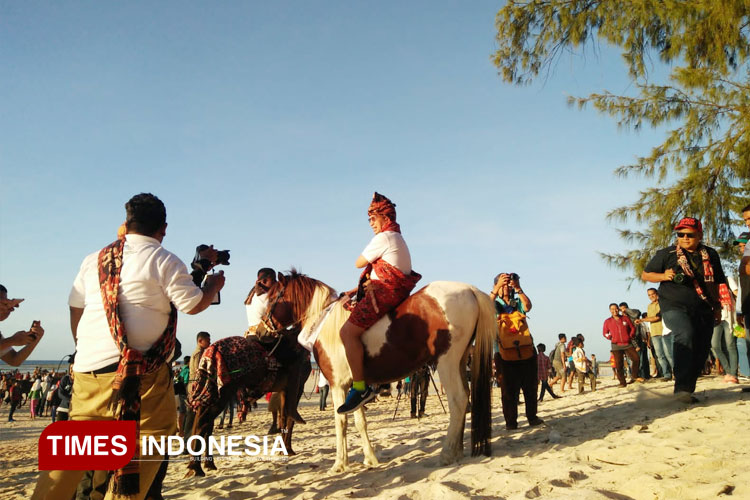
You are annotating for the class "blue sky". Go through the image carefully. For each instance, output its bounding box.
[0,1,720,362]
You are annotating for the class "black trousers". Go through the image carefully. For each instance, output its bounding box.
[538,380,556,400]
[499,356,538,426]
[8,401,18,421]
[410,373,429,415]
[319,384,329,410]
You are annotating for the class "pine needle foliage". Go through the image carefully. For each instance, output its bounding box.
[493,0,750,277]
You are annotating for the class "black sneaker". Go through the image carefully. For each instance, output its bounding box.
[337,386,377,414]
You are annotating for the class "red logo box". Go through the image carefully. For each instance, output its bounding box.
[38,421,136,470]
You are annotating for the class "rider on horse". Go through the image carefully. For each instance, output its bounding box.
[244,267,276,338]
[337,192,421,414]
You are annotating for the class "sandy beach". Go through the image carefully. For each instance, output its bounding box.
[1,374,748,500]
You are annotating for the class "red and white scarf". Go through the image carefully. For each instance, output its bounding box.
[98,238,177,495]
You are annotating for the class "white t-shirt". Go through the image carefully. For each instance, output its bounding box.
[361,231,412,280]
[246,293,269,327]
[68,234,203,372]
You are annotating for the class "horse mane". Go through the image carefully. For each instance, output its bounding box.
[315,300,352,384]
[281,269,337,328]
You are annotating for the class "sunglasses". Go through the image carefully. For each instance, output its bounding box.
[676,232,698,238]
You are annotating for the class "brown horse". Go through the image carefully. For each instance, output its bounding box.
[185,334,311,477]
[262,271,495,471]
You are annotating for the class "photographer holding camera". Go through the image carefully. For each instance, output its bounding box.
[490,273,543,430]
[0,284,45,367]
[33,193,226,500]
[642,217,727,403]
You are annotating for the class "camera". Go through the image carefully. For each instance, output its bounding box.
[673,272,685,284]
[506,273,520,281]
[192,244,230,273]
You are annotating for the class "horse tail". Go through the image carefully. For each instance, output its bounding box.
[469,286,495,457]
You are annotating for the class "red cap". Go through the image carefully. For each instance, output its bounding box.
[674,217,702,233]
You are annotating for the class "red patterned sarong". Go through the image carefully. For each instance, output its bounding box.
[189,336,278,410]
[348,260,421,329]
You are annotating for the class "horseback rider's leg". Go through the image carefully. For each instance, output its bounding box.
[338,320,376,414]
[341,320,366,381]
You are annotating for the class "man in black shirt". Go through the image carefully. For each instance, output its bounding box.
[642,217,727,401]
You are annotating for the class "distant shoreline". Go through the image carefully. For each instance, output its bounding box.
[0,360,68,373]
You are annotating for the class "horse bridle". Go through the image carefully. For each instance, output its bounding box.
[260,282,289,335]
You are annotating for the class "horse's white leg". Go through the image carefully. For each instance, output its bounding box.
[352,407,379,467]
[437,352,469,465]
[329,385,349,472]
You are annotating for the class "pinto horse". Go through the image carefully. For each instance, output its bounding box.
[262,271,495,471]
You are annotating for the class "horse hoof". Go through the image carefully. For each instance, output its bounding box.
[184,468,204,479]
[204,461,217,472]
[291,410,306,425]
[330,461,348,473]
[439,451,462,466]
[364,456,380,467]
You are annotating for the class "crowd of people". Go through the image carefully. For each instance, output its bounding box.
[3,191,750,500]
[0,367,73,423]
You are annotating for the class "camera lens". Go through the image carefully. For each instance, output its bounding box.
[673,273,685,284]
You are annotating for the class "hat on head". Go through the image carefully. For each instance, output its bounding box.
[368,192,396,220]
[674,217,702,233]
[734,232,750,245]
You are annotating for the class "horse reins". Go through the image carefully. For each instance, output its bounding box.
[260,283,287,335]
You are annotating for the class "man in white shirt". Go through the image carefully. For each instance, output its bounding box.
[33,193,225,500]
[244,267,276,337]
[337,193,421,414]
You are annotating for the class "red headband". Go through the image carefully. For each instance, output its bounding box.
[368,192,396,220]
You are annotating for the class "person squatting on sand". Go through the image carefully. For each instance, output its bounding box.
[491,273,543,430]
[643,217,727,403]
[32,193,226,500]
[337,192,421,414]
[602,303,642,387]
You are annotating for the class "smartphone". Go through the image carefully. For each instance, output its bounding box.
[201,275,221,305]
[29,320,40,340]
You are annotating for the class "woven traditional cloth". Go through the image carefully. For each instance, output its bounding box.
[719,283,733,309]
[675,245,715,303]
[189,336,278,410]
[368,192,397,221]
[348,259,421,329]
[97,238,177,495]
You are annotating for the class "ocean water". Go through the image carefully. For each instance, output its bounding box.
[0,358,71,373]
